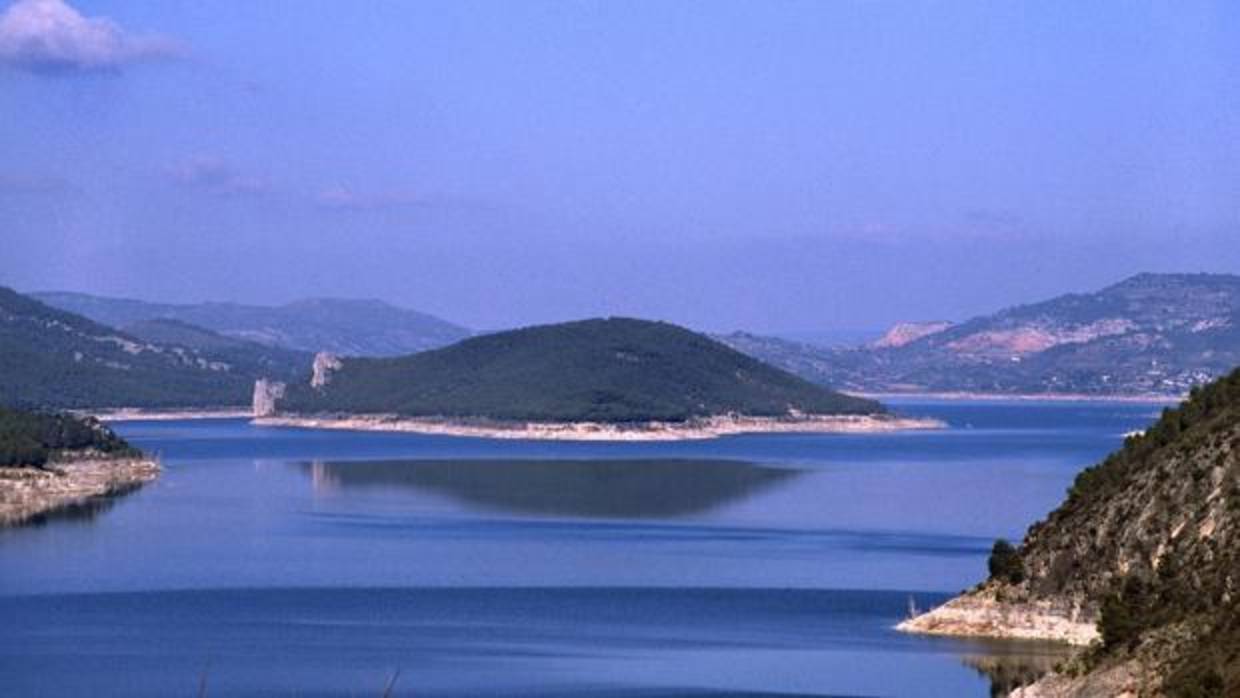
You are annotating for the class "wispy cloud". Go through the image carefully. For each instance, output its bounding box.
[316,185,422,211]
[0,0,182,74]
[166,157,270,197]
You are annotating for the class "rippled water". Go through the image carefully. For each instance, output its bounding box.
[0,399,1163,696]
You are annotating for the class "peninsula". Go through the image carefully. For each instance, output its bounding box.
[0,407,159,526]
[253,317,941,440]
[899,367,1240,696]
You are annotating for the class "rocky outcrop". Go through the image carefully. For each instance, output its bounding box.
[252,378,286,417]
[311,351,342,388]
[872,321,952,348]
[897,587,1097,645]
[0,455,160,526]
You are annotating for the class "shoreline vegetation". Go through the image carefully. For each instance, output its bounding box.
[1,407,160,526]
[252,413,945,441]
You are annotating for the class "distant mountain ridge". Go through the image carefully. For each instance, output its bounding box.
[0,287,287,408]
[34,292,470,357]
[720,273,1240,396]
[273,317,882,422]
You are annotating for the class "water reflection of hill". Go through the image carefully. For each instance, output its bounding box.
[299,459,799,519]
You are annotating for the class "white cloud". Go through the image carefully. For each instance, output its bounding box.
[0,0,181,73]
[167,157,269,197]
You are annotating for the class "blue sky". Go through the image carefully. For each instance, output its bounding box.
[1,0,1237,333]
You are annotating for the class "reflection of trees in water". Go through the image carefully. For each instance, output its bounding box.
[19,482,144,528]
[298,459,798,519]
[961,643,1073,697]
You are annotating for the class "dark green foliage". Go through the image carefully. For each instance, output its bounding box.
[0,286,289,408]
[0,407,137,467]
[987,539,1025,584]
[1099,577,1150,651]
[281,318,882,422]
[1066,365,1240,508]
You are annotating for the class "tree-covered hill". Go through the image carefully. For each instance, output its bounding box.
[0,286,292,408]
[0,407,137,467]
[278,317,881,422]
[122,318,309,382]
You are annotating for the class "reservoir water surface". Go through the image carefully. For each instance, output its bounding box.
[0,400,1163,696]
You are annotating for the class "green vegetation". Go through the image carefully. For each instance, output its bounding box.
[0,286,288,409]
[1065,367,1240,509]
[280,318,882,422]
[1012,365,1240,696]
[986,539,1024,584]
[0,407,137,467]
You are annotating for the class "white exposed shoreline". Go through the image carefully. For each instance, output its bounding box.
[252,413,946,441]
[860,391,1182,404]
[0,456,161,526]
[896,589,1099,647]
[87,408,252,422]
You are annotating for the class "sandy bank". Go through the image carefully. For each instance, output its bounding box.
[897,589,1098,646]
[0,456,161,526]
[253,413,945,441]
[87,408,252,422]
[859,391,1181,404]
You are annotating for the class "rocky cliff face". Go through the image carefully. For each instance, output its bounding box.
[252,379,286,417]
[903,367,1240,697]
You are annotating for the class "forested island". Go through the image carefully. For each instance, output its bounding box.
[257,318,940,439]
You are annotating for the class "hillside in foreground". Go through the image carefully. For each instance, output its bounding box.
[902,367,1240,697]
[274,317,883,423]
[721,273,1240,397]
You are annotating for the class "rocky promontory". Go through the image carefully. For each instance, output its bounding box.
[900,368,1240,697]
[0,455,160,526]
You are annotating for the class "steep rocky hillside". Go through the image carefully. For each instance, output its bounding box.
[722,273,1240,396]
[905,367,1240,697]
[35,292,470,356]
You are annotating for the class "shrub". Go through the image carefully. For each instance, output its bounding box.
[988,538,1025,584]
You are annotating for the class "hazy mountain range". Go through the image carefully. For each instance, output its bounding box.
[34,292,470,357]
[719,273,1240,396]
[5,272,1240,409]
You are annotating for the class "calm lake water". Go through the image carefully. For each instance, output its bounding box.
[0,400,1165,697]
